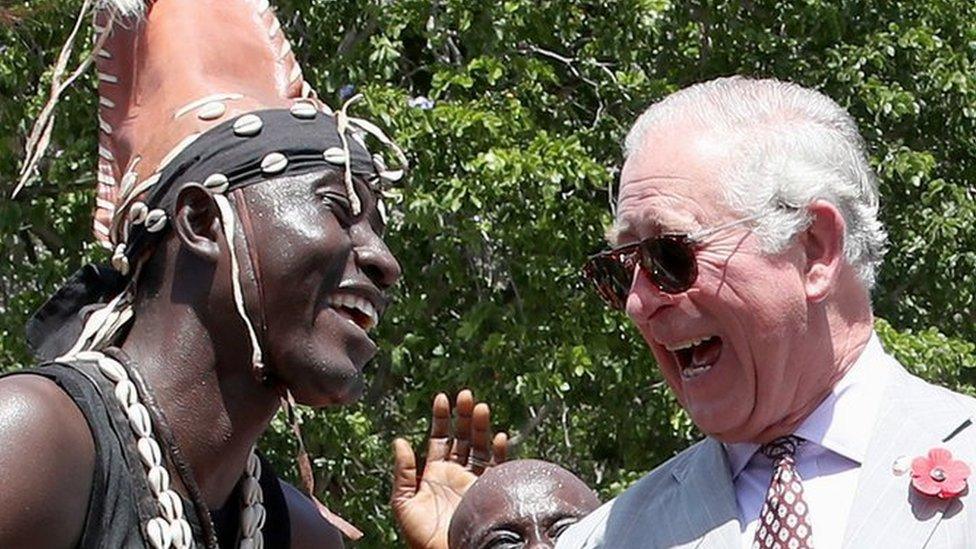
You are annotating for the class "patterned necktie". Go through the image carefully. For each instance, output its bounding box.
[752,436,814,549]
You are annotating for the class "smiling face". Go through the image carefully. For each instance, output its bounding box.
[616,124,822,442]
[234,169,400,406]
[448,460,600,549]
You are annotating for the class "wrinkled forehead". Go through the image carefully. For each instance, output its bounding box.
[609,127,739,244]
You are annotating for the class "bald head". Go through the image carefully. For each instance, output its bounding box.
[448,459,600,549]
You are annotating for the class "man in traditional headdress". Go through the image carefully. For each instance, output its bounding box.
[0,0,456,547]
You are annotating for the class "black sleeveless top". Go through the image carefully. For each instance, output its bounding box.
[3,361,291,548]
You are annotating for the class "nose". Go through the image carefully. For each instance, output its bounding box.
[625,265,676,323]
[351,224,401,289]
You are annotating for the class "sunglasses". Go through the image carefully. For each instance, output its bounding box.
[582,210,776,310]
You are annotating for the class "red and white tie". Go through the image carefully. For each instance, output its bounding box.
[752,436,814,549]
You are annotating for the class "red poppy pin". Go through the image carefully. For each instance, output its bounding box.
[911,448,971,499]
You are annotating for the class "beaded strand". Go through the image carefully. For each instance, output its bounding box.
[73,350,263,549]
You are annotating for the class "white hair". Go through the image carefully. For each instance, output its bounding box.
[623,76,887,288]
[98,0,147,19]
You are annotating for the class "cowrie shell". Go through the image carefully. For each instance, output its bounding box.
[204,173,229,194]
[129,202,149,224]
[261,152,288,174]
[170,519,192,549]
[241,503,267,537]
[247,452,262,478]
[97,357,128,382]
[111,253,130,276]
[147,517,172,549]
[197,101,226,120]
[138,436,162,468]
[233,114,263,137]
[241,477,263,504]
[290,100,317,119]
[114,379,138,408]
[323,147,347,164]
[145,209,167,233]
[148,465,170,495]
[127,402,152,438]
[158,489,184,521]
[239,538,256,549]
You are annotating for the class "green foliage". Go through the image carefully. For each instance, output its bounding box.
[1,0,975,546]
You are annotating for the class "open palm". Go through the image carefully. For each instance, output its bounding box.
[391,390,508,549]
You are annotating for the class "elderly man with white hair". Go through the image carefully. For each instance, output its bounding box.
[558,76,976,548]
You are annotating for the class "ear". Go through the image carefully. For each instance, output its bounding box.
[173,184,222,261]
[800,199,846,303]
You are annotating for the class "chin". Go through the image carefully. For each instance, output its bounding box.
[685,399,753,441]
[289,369,365,407]
[275,343,370,407]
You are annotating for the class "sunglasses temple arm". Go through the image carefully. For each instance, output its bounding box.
[688,209,775,241]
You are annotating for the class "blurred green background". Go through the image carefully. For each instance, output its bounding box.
[2,0,975,545]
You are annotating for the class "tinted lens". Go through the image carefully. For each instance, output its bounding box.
[583,251,635,309]
[640,236,697,293]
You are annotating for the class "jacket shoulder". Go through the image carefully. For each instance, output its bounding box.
[557,439,709,549]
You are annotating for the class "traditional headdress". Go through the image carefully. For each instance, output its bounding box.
[26,0,405,361]
[20,0,405,545]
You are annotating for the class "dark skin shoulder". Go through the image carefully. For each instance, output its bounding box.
[0,374,95,548]
[279,479,344,548]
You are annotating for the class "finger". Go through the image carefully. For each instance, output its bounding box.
[491,432,509,464]
[468,402,492,474]
[426,393,452,462]
[450,389,474,465]
[390,438,418,505]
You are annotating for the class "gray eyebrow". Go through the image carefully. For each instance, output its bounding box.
[606,215,667,247]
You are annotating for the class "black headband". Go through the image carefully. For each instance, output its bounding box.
[28,106,389,361]
[124,107,380,263]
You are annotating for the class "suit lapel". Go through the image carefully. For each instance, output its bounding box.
[666,437,741,548]
[843,363,975,547]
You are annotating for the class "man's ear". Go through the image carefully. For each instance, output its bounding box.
[800,199,846,303]
[173,184,222,261]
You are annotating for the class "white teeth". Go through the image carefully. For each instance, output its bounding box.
[326,292,379,331]
[681,364,712,380]
[664,336,712,352]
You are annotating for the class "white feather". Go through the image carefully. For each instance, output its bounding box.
[98,0,148,19]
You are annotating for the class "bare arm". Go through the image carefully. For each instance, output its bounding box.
[0,374,95,548]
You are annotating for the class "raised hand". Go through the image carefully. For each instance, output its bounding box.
[391,390,508,549]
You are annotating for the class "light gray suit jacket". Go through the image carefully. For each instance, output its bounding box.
[557,363,976,548]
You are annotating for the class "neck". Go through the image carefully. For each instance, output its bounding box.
[750,281,875,444]
[119,298,279,508]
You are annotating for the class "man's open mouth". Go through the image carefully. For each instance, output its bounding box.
[327,292,379,332]
[665,335,723,380]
